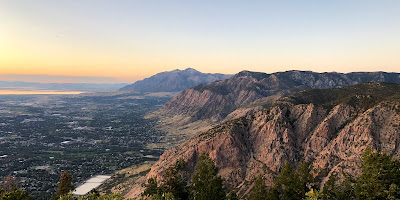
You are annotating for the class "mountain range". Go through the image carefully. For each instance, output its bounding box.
[123,70,400,198]
[143,82,400,198]
[119,68,231,93]
[150,70,400,140]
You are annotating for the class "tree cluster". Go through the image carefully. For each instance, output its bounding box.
[144,149,400,200]
[249,161,313,200]
[316,148,400,200]
[0,176,31,200]
[250,148,400,200]
[2,148,399,200]
[142,153,228,200]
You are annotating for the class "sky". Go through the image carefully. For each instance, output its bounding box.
[1,0,400,83]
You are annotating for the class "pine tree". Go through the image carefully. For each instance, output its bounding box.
[321,173,338,200]
[354,148,400,200]
[272,162,299,200]
[143,177,160,197]
[227,191,239,200]
[55,171,73,198]
[272,161,313,200]
[295,161,313,199]
[160,158,190,200]
[249,176,267,200]
[191,153,225,200]
[1,188,32,200]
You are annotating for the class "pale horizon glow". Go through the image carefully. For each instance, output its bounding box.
[1,0,400,83]
[0,74,125,83]
[0,89,83,95]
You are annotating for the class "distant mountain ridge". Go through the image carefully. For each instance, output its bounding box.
[156,70,400,125]
[119,68,231,93]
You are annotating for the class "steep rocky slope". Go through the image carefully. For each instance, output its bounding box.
[144,83,400,197]
[119,68,231,93]
[152,71,400,136]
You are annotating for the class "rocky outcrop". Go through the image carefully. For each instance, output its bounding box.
[155,71,400,130]
[119,68,231,93]
[144,83,400,197]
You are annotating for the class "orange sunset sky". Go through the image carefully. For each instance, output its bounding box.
[1,1,400,83]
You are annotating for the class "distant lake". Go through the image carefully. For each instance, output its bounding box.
[0,89,83,95]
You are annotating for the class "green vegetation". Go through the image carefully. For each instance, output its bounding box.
[143,158,190,200]
[0,176,32,200]
[249,176,267,200]
[306,148,400,200]
[226,191,239,200]
[286,82,400,111]
[2,147,399,199]
[0,188,32,200]
[58,192,128,200]
[260,161,313,200]
[354,148,400,199]
[143,153,225,200]
[142,148,399,200]
[191,154,226,200]
[193,83,230,95]
[53,171,73,200]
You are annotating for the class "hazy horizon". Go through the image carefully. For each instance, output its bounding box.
[0,74,127,84]
[2,68,400,84]
[1,1,400,83]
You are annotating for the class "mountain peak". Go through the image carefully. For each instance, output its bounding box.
[183,68,199,73]
[119,68,231,93]
[235,70,261,77]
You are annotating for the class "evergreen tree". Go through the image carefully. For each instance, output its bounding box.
[0,188,32,200]
[191,153,225,200]
[94,193,125,200]
[79,189,101,200]
[296,161,313,197]
[227,191,239,200]
[305,188,321,200]
[320,172,355,200]
[58,192,74,200]
[271,161,313,200]
[143,177,160,197]
[249,176,267,200]
[354,148,400,200]
[336,173,356,200]
[272,162,299,200]
[0,177,17,193]
[160,158,190,200]
[0,177,31,200]
[143,158,190,199]
[321,173,339,200]
[55,171,73,199]
[151,193,176,200]
[386,184,400,200]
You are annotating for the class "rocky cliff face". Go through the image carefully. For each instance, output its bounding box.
[156,71,400,126]
[145,83,400,196]
[119,68,231,93]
